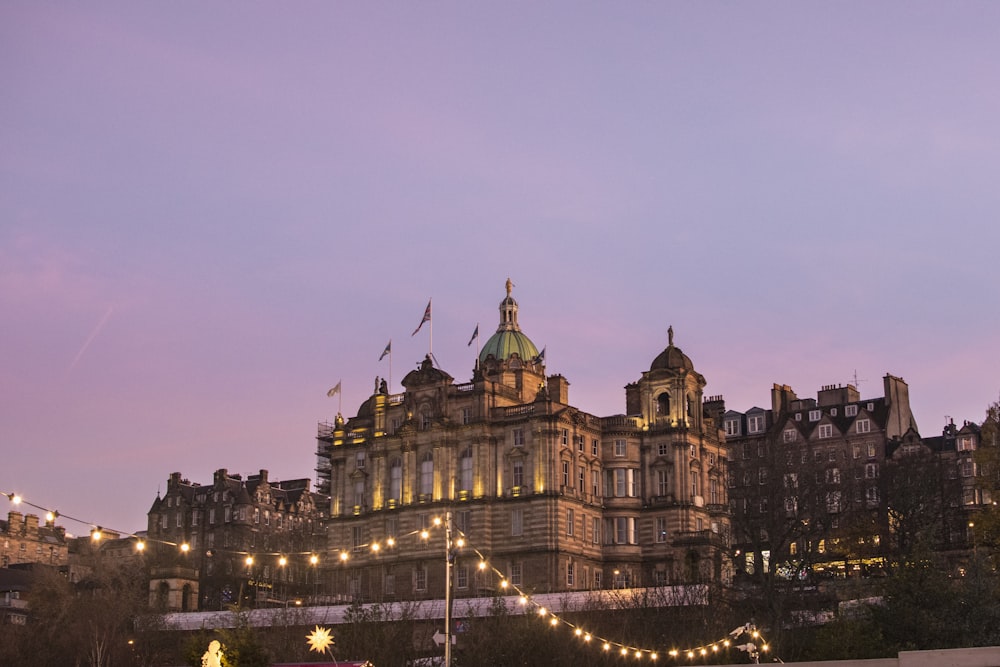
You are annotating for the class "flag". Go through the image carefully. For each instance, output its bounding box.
[326,381,342,397]
[411,299,431,336]
[379,340,391,360]
[467,324,479,347]
[533,347,546,364]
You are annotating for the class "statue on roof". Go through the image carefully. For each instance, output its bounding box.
[668,325,674,346]
[506,277,514,297]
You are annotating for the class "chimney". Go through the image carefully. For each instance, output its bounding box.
[7,511,23,532]
[25,514,39,535]
[547,375,570,405]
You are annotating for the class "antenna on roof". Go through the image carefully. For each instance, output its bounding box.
[850,369,867,391]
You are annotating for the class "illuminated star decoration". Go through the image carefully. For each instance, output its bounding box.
[306,625,335,655]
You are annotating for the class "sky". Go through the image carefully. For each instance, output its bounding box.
[3,3,999,536]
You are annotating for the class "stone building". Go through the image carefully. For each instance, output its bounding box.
[147,468,327,610]
[316,283,731,602]
[725,376,923,580]
[0,510,67,568]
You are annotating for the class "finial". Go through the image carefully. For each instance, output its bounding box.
[505,277,514,297]
[668,325,674,346]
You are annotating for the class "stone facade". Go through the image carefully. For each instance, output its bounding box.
[0,511,67,568]
[147,469,327,610]
[316,285,731,602]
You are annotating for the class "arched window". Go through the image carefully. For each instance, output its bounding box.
[657,392,671,416]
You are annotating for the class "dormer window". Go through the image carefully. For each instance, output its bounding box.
[845,405,858,417]
[748,415,765,434]
[725,420,741,437]
[809,410,821,422]
[957,436,976,452]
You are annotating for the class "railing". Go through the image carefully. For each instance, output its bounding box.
[455,382,476,392]
[602,415,639,429]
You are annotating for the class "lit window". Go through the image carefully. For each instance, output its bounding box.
[957,436,976,451]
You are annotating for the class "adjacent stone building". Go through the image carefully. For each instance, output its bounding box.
[316,283,731,602]
[1,510,67,569]
[147,468,327,610]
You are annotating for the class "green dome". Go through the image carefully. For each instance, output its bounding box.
[480,328,540,364]
[478,281,541,365]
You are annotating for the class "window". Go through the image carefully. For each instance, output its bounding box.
[456,565,469,589]
[567,562,575,587]
[385,573,395,595]
[419,452,434,497]
[510,562,523,586]
[592,517,601,544]
[960,459,976,478]
[784,473,798,490]
[352,526,364,552]
[459,448,473,494]
[356,452,366,470]
[826,491,842,513]
[783,429,797,443]
[856,419,871,434]
[748,415,765,433]
[656,516,667,543]
[254,508,260,524]
[389,458,402,502]
[866,486,880,506]
[578,466,586,493]
[567,509,575,536]
[512,460,524,487]
[867,402,875,412]
[758,467,768,484]
[614,439,627,457]
[209,509,216,525]
[795,413,802,421]
[658,442,669,456]
[594,570,602,589]
[809,410,821,422]
[461,408,471,425]
[725,420,741,437]
[591,470,600,497]
[826,468,841,484]
[608,517,637,544]
[845,404,858,417]
[421,412,431,430]
[830,408,838,417]
[176,512,183,528]
[865,463,879,479]
[561,429,569,446]
[353,479,365,507]
[867,443,876,458]
[957,436,976,452]
[710,478,720,504]
[818,424,833,439]
[512,429,524,447]
[785,496,798,517]
[414,567,427,591]
[656,469,669,496]
[576,435,585,452]
[455,510,470,536]
[562,461,570,487]
[828,450,837,462]
[511,509,523,536]
[592,438,599,456]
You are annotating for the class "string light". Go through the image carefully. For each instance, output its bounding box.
[2,493,776,661]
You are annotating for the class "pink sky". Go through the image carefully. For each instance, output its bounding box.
[3,3,999,535]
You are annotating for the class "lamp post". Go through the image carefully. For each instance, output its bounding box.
[444,510,454,667]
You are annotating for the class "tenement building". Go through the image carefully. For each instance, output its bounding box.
[316,283,731,602]
[1,510,68,568]
[147,468,327,610]
[725,377,924,580]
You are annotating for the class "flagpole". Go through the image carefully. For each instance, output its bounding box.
[428,297,433,359]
